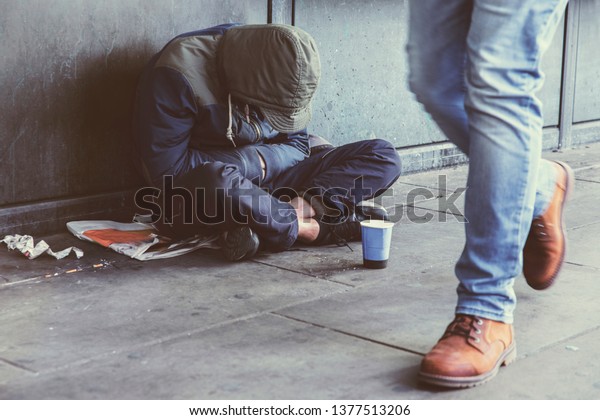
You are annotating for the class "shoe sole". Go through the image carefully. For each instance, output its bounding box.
[418,343,517,389]
[528,160,574,290]
[221,227,259,262]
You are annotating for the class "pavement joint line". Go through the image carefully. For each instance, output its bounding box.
[0,274,49,289]
[270,311,426,358]
[382,199,431,211]
[250,259,320,279]
[567,220,600,232]
[406,204,465,220]
[31,286,356,377]
[393,181,446,190]
[572,163,600,172]
[0,357,37,374]
[0,259,119,290]
[251,259,358,288]
[392,181,458,194]
[575,178,600,184]
[564,261,600,270]
[517,323,600,360]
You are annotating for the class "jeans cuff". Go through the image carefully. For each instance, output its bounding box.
[455,306,514,324]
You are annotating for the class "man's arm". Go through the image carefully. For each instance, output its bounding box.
[254,130,311,185]
[133,66,201,183]
[133,66,310,185]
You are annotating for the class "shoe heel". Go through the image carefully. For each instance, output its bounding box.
[501,344,517,367]
[555,161,575,203]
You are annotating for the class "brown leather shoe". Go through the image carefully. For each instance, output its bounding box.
[418,315,516,388]
[523,161,574,290]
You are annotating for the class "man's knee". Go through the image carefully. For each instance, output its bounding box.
[366,138,402,177]
[410,75,453,117]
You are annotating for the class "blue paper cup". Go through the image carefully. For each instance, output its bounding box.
[361,220,394,269]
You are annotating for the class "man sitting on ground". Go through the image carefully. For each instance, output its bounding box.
[132,23,401,261]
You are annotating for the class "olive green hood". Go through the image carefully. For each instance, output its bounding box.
[220,24,321,133]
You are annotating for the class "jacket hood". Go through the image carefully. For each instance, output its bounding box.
[219,24,321,133]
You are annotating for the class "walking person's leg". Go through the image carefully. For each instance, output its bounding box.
[407,0,570,387]
[455,0,569,325]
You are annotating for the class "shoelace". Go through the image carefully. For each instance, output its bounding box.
[443,315,484,344]
[225,93,237,148]
[532,219,553,240]
[329,219,361,251]
[330,229,353,251]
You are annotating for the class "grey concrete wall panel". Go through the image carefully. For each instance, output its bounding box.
[269,0,294,25]
[537,15,565,128]
[1,0,598,234]
[296,0,564,148]
[0,0,267,207]
[573,0,600,124]
[295,0,444,148]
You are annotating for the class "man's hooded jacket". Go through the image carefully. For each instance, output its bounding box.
[132,23,321,186]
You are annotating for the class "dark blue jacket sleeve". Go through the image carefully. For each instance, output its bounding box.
[134,66,215,183]
[255,130,310,185]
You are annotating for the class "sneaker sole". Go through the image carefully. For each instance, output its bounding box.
[527,160,574,290]
[418,343,517,389]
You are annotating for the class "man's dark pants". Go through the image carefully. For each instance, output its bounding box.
[160,139,401,251]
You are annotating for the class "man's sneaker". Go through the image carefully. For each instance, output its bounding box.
[355,202,390,222]
[419,314,516,388]
[319,218,362,245]
[318,205,390,246]
[219,226,260,262]
[523,161,574,290]
[298,191,389,224]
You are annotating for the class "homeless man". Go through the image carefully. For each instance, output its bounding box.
[132,23,401,261]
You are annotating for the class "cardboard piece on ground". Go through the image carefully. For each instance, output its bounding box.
[67,220,219,261]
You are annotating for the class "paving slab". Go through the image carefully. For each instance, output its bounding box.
[0,361,33,387]
[0,142,597,400]
[450,327,600,399]
[552,144,600,171]
[563,179,600,230]
[0,232,129,284]
[412,175,600,231]
[576,166,600,183]
[4,262,596,400]
[0,252,348,374]
[395,165,469,192]
[389,143,600,203]
[374,178,446,209]
[565,222,600,269]
[277,272,456,356]
[358,171,465,227]
[277,260,600,359]
[253,217,466,284]
[0,314,424,400]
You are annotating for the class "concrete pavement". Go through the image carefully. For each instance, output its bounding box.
[1,143,599,399]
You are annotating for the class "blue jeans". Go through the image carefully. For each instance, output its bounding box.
[407,0,568,323]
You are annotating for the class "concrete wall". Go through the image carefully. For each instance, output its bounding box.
[1,0,599,234]
[573,0,600,124]
[0,0,267,233]
[295,0,565,148]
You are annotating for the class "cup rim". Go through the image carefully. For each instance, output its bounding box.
[360,220,394,228]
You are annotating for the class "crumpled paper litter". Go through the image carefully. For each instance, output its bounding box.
[1,234,84,260]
